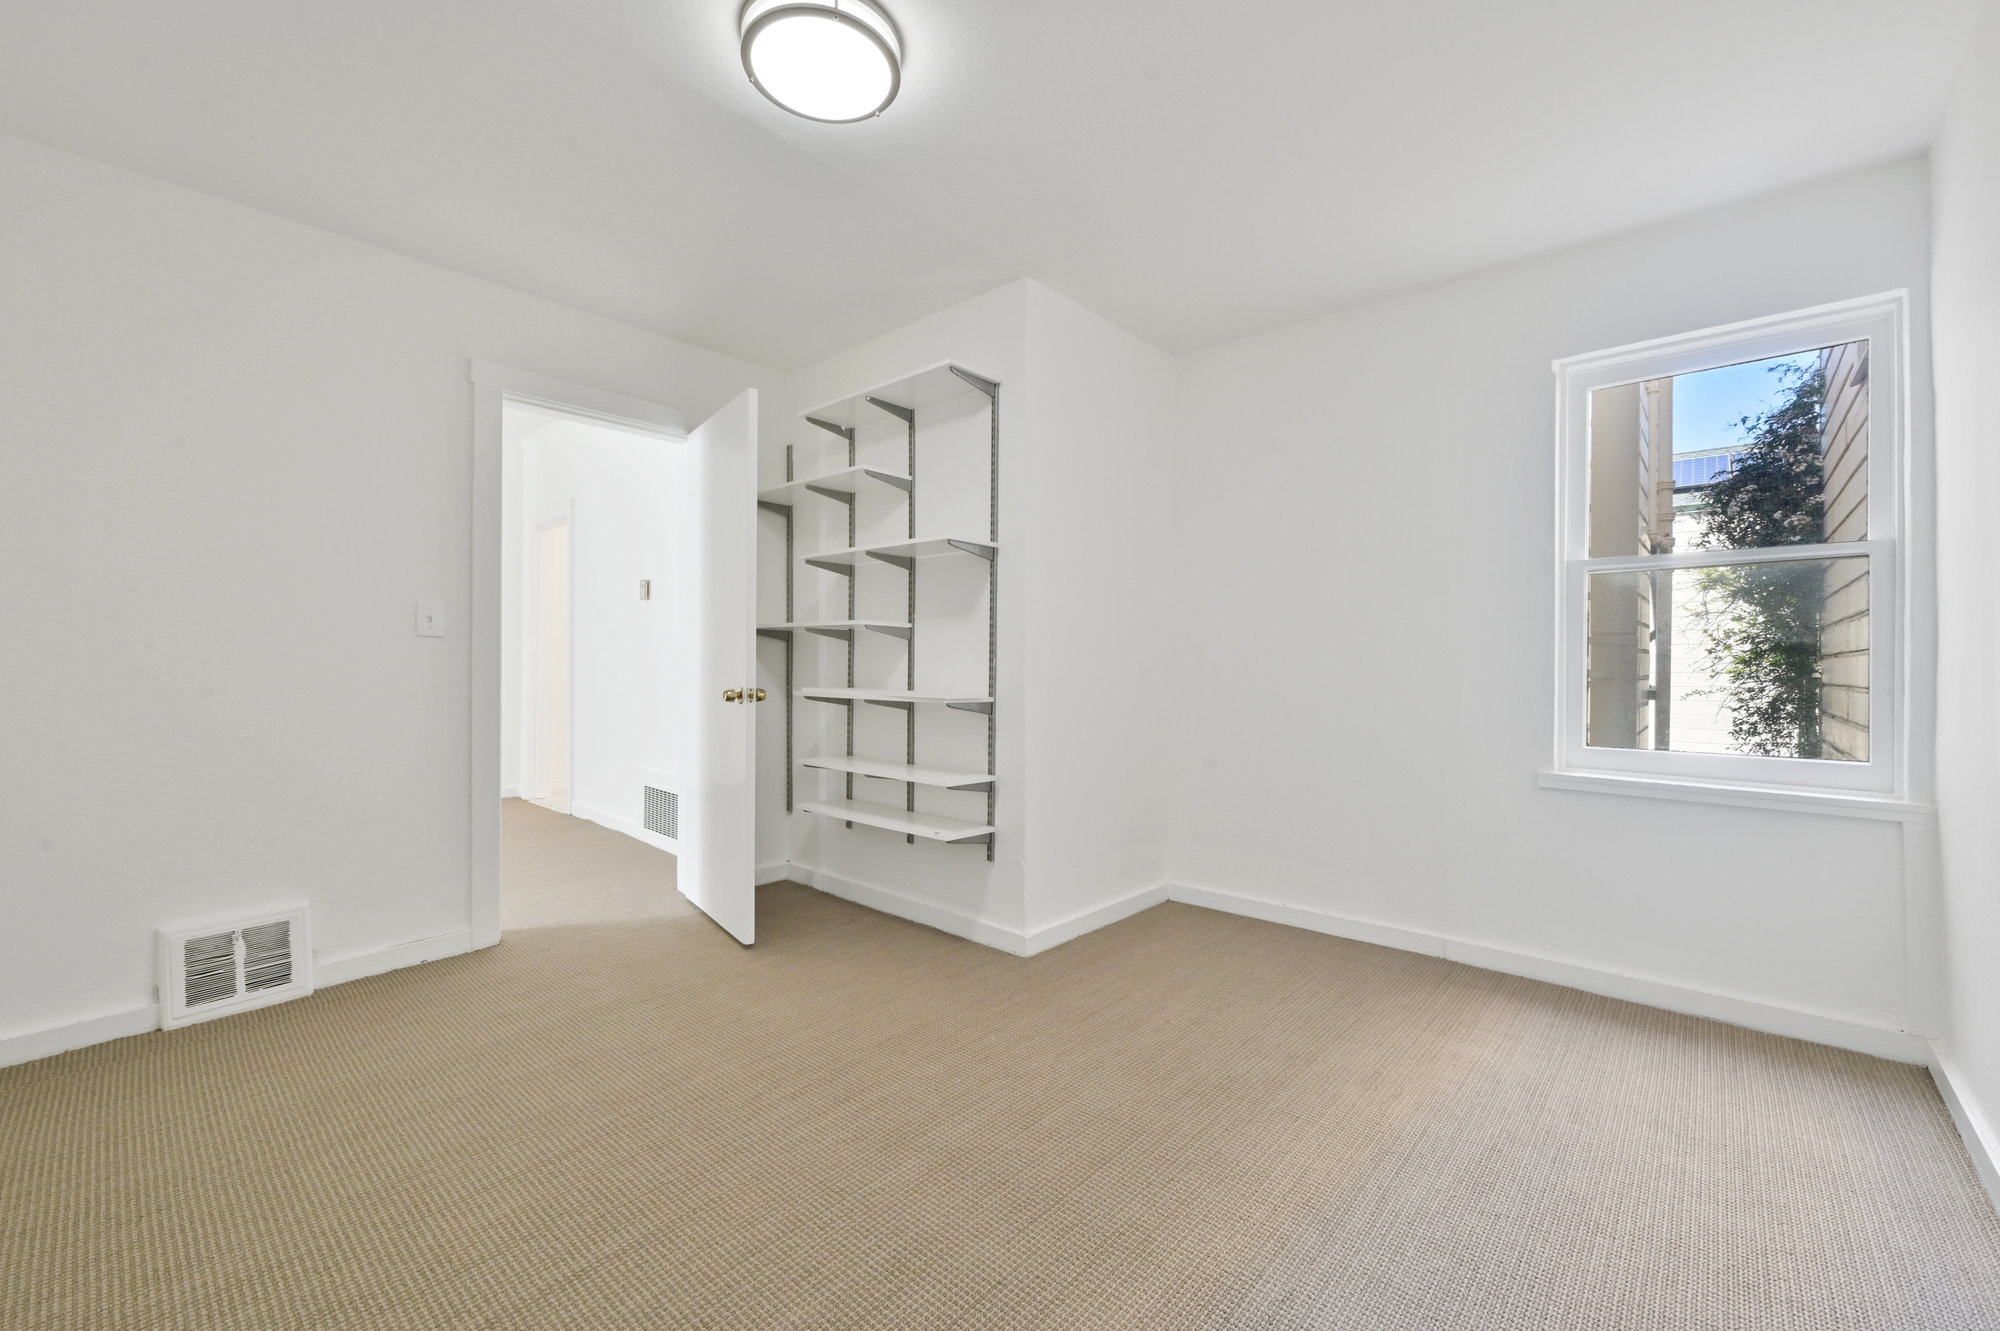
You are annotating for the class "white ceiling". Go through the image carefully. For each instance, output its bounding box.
[0,1,1981,369]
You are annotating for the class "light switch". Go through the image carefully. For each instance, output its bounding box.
[416,600,444,638]
[638,579,651,601]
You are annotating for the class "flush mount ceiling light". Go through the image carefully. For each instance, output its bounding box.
[739,0,901,123]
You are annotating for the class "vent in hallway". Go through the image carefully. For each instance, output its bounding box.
[644,787,680,841]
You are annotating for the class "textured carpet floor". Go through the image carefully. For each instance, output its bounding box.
[4,801,1999,1329]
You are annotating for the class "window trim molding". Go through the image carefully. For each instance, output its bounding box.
[1548,291,1914,806]
[1535,770,1933,823]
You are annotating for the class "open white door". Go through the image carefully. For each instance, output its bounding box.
[681,390,759,944]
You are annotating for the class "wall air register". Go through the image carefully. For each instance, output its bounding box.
[644,785,681,841]
[158,903,313,1029]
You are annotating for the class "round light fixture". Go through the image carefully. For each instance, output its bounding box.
[739,0,901,123]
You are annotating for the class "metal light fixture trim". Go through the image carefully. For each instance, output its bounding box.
[739,0,902,123]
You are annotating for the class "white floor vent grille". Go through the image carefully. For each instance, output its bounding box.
[159,904,313,1029]
[644,786,680,841]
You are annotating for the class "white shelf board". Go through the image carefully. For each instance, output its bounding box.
[802,535,997,568]
[801,755,993,791]
[757,620,911,639]
[800,798,994,844]
[797,362,997,430]
[758,465,911,505]
[872,536,996,561]
[798,687,993,712]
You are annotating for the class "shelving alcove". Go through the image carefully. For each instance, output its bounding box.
[756,363,999,857]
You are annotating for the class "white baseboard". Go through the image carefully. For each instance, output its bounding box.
[1022,886,1170,956]
[756,862,793,887]
[499,785,520,799]
[571,800,678,857]
[315,926,475,988]
[1165,882,1928,1065]
[0,925,477,1070]
[783,864,1171,958]
[1168,883,1443,958]
[0,1001,159,1070]
[795,866,1031,955]
[1931,1047,2000,1215]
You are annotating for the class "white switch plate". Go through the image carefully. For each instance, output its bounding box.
[416,600,444,637]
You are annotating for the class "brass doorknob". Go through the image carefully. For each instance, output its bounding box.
[723,688,743,702]
[752,688,768,702]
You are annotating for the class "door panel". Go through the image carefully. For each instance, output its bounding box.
[680,390,758,944]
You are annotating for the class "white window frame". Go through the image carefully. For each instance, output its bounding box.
[1545,292,1918,816]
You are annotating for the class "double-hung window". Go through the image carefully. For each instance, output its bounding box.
[1549,293,1912,810]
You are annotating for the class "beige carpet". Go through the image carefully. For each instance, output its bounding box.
[4,801,1999,1329]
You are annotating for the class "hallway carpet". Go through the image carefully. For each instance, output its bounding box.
[4,800,1999,1329]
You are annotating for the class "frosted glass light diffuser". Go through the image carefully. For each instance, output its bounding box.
[740,0,901,123]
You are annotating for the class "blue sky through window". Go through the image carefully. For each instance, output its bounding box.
[1670,352,1820,455]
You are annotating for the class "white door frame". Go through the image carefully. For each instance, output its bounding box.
[471,361,690,949]
[524,503,575,809]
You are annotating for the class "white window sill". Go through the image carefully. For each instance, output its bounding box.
[1537,770,1934,822]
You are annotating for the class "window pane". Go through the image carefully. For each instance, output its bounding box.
[1586,557,1868,762]
[1587,342,1868,557]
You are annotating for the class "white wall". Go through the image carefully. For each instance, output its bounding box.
[1018,284,1175,937]
[1168,159,1935,1044]
[510,415,690,842]
[1931,0,2000,1185]
[0,131,774,1058]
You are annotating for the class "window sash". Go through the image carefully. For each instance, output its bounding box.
[1551,293,1908,800]
[1576,540,1883,577]
[1561,545,1896,792]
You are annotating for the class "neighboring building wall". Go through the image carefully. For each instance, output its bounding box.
[1586,384,1652,748]
[1641,379,1676,749]
[1642,380,1677,554]
[1819,341,1870,761]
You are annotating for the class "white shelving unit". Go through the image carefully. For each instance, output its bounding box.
[758,620,912,640]
[802,536,997,570]
[757,465,911,506]
[798,686,992,713]
[757,362,1000,855]
[796,799,995,844]
[799,755,993,792]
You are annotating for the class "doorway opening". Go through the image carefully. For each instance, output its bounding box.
[499,399,686,934]
[474,364,761,951]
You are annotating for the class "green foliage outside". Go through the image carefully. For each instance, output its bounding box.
[1690,362,1828,758]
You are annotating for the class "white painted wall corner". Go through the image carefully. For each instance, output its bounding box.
[781,861,1172,959]
[314,926,476,988]
[794,865,1031,954]
[1931,1047,2000,1217]
[1022,886,1171,957]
